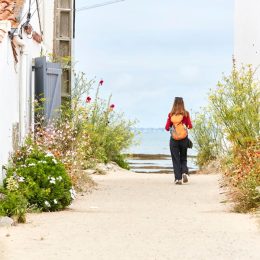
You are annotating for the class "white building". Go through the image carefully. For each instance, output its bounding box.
[234,0,260,69]
[0,0,74,182]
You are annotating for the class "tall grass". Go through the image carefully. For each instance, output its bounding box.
[192,62,260,212]
[71,73,136,168]
[33,72,136,190]
[192,111,224,168]
[208,64,259,148]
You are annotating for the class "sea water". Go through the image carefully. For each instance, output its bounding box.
[126,128,198,174]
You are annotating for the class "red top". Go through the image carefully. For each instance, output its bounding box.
[165,113,193,131]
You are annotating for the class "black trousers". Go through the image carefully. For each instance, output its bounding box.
[170,137,189,180]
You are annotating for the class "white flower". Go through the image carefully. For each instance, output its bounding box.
[50,177,56,184]
[44,201,51,207]
[53,199,58,204]
[45,151,54,157]
[38,160,47,164]
[52,158,57,164]
[18,176,25,182]
[28,163,36,167]
[57,176,62,181]
[70,188,76,200]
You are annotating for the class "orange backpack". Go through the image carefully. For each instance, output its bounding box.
[171,114,188,140]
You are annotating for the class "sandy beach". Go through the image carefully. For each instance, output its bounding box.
[1,171,260,260]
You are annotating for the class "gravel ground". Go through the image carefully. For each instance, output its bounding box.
[1,171,260,260]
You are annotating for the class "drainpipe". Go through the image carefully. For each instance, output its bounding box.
[13,35,29,144]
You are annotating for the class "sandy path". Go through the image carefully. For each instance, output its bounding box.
[1,172,260,260]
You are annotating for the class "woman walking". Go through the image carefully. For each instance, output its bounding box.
[165,97,193,185]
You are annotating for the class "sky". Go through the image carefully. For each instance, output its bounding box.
[75,0,234,128]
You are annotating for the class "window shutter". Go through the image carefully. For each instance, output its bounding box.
[54,0,74,100]
[34,56,62,122]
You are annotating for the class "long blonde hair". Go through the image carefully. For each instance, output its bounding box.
[170,97,188,116]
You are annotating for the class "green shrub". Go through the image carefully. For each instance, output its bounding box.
[35,73,136,174]
[192,112,223,168]
[68,75,136,169]
[222,144,260,212]
[0,190,28,223]
[4,144,73,212]
[194,62,260,211]
[112,154,130,170]
[208,64,259,148]
[84,107,135,169]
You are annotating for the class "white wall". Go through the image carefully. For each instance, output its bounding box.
[0,21,20,179]
[41,0,55,55]
[234,0,260,69]
[0,0,55,182]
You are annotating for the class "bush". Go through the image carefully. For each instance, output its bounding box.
[222,144,260,212]
[84,103,135,168]
[61,74,135,170]
[192,112,223,168]
[0,191,28,223]
[4,143,74,212]
[34,109,92,190]
[35,73,136,174]
[193,62,260,211]
[208,64,259,148]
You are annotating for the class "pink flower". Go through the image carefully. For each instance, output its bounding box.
[86,96,91,103]
[110,104,115,111]
[99,79,104,86]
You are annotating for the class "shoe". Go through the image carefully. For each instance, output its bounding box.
[182,173,188,183]
[175,180,182,185]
